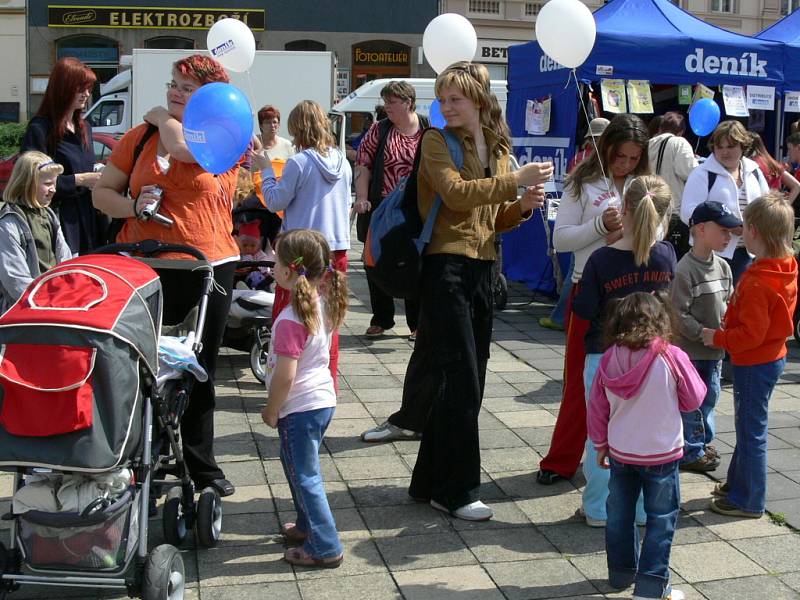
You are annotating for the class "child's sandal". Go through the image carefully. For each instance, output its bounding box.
[283,547,343,568]
[280,522,306,544]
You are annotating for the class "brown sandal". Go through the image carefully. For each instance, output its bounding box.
[280,522,306,544]
[283,547,343,568]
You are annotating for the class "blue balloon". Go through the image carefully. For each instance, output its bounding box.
[689,98,721,138]
[429,99,446,129]
[182,82,253,175]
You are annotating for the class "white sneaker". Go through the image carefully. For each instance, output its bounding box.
[430,499,493,521]
[360,421,420,443]
[632,588,684,600]
[578,506,606,528]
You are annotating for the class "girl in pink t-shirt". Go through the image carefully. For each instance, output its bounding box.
[261,228,349,569]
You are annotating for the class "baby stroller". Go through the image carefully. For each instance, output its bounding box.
[0,241,222,600]
[224,205,279,383]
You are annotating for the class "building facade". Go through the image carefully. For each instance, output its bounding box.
[444,0,787,81]
[24,0,438,119]
[0,0,26,123]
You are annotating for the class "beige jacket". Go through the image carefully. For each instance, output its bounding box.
[417,126,529,260]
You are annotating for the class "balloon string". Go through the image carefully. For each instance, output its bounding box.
[570,69,614,201]
[244,70,258,119]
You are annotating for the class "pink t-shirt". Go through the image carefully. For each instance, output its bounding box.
[265,303,336,418]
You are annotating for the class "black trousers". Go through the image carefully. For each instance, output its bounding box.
[367,273,419,331]
[388,344,435,433]
[159,260,236,485]
[408,254,494,510]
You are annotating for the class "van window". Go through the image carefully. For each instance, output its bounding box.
[86,101,124,127]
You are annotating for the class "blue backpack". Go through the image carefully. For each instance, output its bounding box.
[363,129,463,299]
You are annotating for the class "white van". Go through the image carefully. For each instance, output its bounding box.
[329,78,507,149]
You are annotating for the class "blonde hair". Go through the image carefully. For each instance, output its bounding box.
[434,61,510,150]
[275,229,349,334]
[235,168,254,206]
[743,192,795,258]
[287,100,337,155]
[623,175,672,266]
[708,120,750,152]
[2,151,63,209]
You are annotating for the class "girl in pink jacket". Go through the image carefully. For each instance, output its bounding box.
[588,292,705,600]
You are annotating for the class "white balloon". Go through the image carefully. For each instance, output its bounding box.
[535,0,596,69]
[207,18,256,73]
[423,13,478,74]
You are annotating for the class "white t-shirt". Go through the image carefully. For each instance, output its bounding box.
[265,302,335,418]
[265,136,296,161]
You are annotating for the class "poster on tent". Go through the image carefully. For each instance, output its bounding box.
[786,91,800,113]
[678,85,692,105]
[601,79,627,113]
[746,85,775,111]
[691,83,715,106]
[525,96,552,135]
[627,80,653,114]
[722,85,749,117]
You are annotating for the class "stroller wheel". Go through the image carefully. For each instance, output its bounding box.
[162,487,189,546]
[494,273,508,311]
[250,337,267,384]
[196,487,223,547]
[142,544,185,600]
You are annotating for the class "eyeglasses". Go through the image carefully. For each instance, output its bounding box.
[165,81,197,95]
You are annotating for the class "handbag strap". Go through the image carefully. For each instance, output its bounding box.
[655,136,670,175]
[416,129,464,253]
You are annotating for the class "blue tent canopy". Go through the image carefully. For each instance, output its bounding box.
[504,0,785,296]
[756,9,800,92]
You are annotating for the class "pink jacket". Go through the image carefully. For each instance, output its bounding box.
[587,339,706,466]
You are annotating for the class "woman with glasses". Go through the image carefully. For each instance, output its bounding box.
[21,57,105,254]
[93,54,240,498]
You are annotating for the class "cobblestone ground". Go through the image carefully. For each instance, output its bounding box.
[3,244,800,599]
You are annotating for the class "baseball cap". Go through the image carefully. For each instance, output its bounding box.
[585,118,610,140]
[689,201,742,228]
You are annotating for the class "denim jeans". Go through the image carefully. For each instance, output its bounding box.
[726,358,786,514]
[549,255,574,327]
[606,458,681,599]
[582,353,645,524]
[278,407,342,559]
[681,359,721,463]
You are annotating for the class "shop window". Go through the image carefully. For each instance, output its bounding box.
[710,0,737,13]
[285,40,327,52]
[144,37,194,50]
[782,0,800,14]
[468,0,503,17]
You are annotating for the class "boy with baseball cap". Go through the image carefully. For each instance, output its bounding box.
[670,201,740,472]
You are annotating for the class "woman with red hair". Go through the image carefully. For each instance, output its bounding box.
[94,54,239,498]
[21,57,104,254]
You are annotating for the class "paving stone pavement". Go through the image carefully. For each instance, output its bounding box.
[4,244,799,599]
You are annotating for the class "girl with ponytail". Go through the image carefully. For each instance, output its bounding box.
[572,174,677,527]
[261,228,348,569]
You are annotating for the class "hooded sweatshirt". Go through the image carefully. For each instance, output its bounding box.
[587,339,706,466]
[261,147,352,251]
[713,255,798,366]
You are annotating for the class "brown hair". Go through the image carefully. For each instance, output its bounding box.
[434,61,510,150]
[708,120,749,152]
[658,112,686,136]
[603,291,673,351]
[3,151,64,209]
[287,100,337,155]
[746,132,783,180]
[258,105,280,124]
[275,229,349,334]
[787,132,800,147]
[172,54,229,85]
[36,57,96,153]
[567,114,650,195]
[381,80,417,112]
[743,192,795,258]
[624,175,672,266]
[234,168,254,206]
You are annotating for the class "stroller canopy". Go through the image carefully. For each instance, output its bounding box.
[0,254,162,374]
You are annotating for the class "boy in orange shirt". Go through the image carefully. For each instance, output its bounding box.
[701,193,798,518]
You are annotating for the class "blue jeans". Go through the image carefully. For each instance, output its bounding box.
[549,255,574,327]
[582,353,645,523]
[681,359,721,463]
[607,458,681,599]
[278,407,342,559]
[726,358,786,514]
